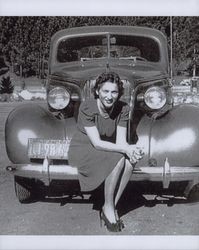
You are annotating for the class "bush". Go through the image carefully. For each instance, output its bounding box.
[0,75,14,94]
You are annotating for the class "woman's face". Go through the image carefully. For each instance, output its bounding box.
[96,81,119,109]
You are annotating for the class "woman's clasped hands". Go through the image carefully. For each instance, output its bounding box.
[124,144,144,164]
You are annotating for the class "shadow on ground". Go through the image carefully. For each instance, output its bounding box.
[28,180,199,218]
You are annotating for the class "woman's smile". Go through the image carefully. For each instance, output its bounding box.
[105,99,113,104]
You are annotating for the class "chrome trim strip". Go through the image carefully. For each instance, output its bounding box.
[6,164,199,186]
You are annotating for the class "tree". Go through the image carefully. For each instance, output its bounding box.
[0,47,9,75]
[0,76,14,94]
[0,16,198,77]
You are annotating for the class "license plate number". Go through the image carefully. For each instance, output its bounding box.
[28,139,71,159]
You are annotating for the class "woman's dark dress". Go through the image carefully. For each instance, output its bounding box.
[68,99,129,192]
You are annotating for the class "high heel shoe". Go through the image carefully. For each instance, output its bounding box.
[99,210,121,232]
[115,210,125,230]
[117,219,125,230]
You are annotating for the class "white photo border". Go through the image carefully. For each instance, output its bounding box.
[0,0,198,16]
[0,0,199,249]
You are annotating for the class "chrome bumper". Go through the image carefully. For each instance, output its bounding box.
[6,158,199,189]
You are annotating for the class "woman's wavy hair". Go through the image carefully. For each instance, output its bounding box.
[93,72,124,99]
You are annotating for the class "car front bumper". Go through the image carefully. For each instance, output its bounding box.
[6,161,199,191]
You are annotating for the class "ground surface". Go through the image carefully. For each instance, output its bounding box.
[0,102,199,236]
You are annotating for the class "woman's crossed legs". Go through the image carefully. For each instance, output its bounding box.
[103,157,133,224]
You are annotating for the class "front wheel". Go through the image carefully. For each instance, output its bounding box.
[187,183,199,203]
[14,176,36,203]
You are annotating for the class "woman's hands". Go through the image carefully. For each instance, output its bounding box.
[124,145,144,164]
[85,126,144,164]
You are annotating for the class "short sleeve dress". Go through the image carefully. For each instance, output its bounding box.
[68,99,129,192]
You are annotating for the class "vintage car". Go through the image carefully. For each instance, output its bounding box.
[5,25,199,203]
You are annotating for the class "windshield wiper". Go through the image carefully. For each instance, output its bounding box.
[119,56,147,62]
[80,57,106,62]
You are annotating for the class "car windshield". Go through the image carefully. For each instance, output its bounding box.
[57,34,160,63]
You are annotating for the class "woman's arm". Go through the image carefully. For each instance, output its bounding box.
[84,126,128,154]
[116,125,129,146]
[116,126,144,162]
[85,125,144,163]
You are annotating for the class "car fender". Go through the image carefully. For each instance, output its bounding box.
[135,104,199,168]
[5,103,77,164]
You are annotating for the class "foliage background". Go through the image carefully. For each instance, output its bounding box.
[0,16,199,78]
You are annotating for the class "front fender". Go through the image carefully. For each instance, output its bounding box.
[135,104,199,168]
[5,103,77,164]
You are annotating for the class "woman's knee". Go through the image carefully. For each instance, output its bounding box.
[110,157,125,176]
[125,158,133,171]
[105,157,126,188]
[118,157,126,170]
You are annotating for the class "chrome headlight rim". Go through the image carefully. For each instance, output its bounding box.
[48,87,70,110]
[144,86,167,110]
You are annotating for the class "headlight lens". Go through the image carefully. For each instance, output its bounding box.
[48,87,70,110]
[144,86,167,109]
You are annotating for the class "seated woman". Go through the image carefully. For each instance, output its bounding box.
[68,72,144,232]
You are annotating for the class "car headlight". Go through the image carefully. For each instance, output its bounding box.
[48,87,70,110]
[144,86,167,109]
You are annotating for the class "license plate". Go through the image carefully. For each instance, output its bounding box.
[28,138,71,159]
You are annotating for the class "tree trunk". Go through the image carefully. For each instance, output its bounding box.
[20,64,23,78]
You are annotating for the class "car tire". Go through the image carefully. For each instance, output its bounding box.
[187,183,199,203]
[14,176,36,203]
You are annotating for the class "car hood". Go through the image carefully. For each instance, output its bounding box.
[50,59,168,86]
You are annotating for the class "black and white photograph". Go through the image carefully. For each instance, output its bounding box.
[0,0,199,249]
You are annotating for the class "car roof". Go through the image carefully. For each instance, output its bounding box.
[51,25,167,43]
